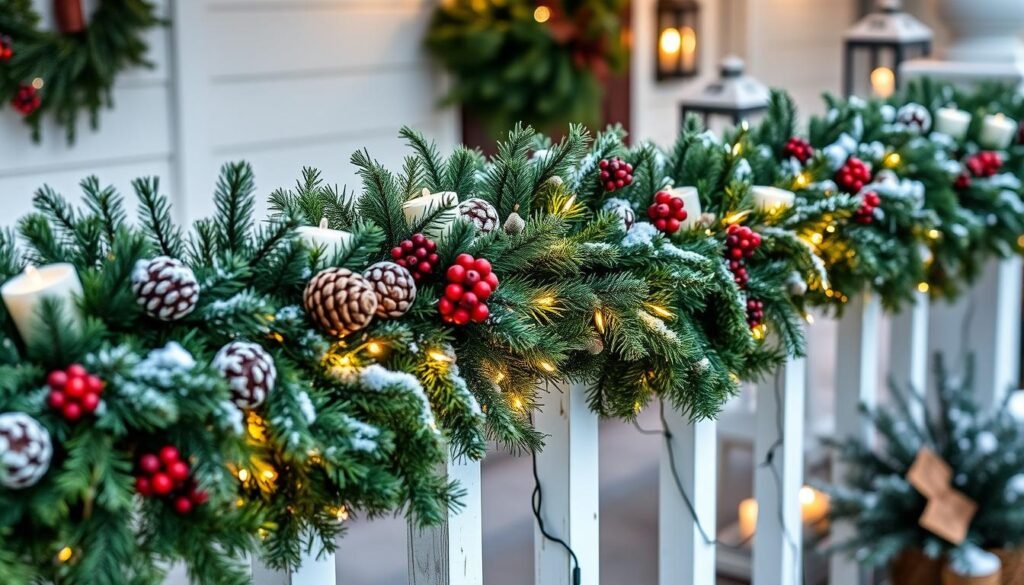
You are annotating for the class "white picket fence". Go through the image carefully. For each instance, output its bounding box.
[159,257,1020,585]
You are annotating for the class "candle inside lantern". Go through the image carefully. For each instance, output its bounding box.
[295,217,352,256]
[667,186,702,229]
[799,485,829,524]
[934,107,971,140]
[680,26,697,73]
[738,497,758,540]
[751,186,795,214]
[402,188,458,238]
[870,67,895,99]
[979,113,1017,150]
[1,263,84,345]
[658,27,682,74]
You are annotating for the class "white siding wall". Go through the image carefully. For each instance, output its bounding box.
[1,0,457,224]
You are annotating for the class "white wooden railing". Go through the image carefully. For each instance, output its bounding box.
[156,257,1019,585]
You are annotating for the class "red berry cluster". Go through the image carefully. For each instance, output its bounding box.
[835,156,872,194]
[135,446,208,515]
[966,151,1003,178]
[854,191,881,224]
[47,364,103,422]
[599,157,634,192]
[391,233,439,282]
[784,137,814,164]
[440,254,499,326]
[746,299,765,329]
[724,224,762,288]
[0,34,12,62]
[646,191,688,234]
[12,84,40,116]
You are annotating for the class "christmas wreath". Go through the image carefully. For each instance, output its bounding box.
[425,0,628,136]
[0,0,160,142]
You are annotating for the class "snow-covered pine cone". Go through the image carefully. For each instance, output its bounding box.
[0,413,52,489]
[363,262,417,319]
[896,103,932,135]
[213,341,276,409]
[303,268,378,336]
[602,199,635,231]
[457,198,500,234]
[131,256,200,321]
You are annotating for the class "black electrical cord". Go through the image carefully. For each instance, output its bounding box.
[529,414,582,585]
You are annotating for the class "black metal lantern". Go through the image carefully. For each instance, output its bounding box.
[679,57,769,130]
[843,0,932,98]
[655,0,699,81]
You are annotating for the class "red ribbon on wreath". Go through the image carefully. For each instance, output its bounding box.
[55,0,86,34]
[537,1,613,81]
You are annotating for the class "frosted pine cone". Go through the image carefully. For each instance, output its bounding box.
[458,198,500,234]
[303,268,378,336]
[363,262,416,318]
[213,341,276,409]
[131,256,200,321]
[504,205,527,236]
[0,413,52,489]
[896,103,932,135]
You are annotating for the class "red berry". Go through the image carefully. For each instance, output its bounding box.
[439,297,454,315]
[190,489,209,505]
[484,273,499,289]
[655,191,670,204]
[452,309,470,326]
[159,446,180,465]
[471,303,490,323]
[140,454,161,474]
[600,171,610,181]
[174,496,193,515]
[401,240,414,252]
[66,364,87,378]
[428,253,439,263]
[48,391,66,409]
[168,461,190,482]
[80,392,100,413]
[472,281,492,300]
[447,264,466,283]
[411,233,426,246]
[599,159,609,169]
[64,377,86,399]
[416,261,431,274]
[445,284,464,302]
[86,375,103,394]
[456,254,475,268]
[151,473,173,495]
[62,403,82,421]
[654,219,667,231]
[47,370,68,389]
[460,292,479,308]
[473,258,491,275]
[666,218,681,233]
[669,197,684,210]
[414,247,427,259]
[464,270,481,286]
[136,477,152,497]
[391,247,403,259]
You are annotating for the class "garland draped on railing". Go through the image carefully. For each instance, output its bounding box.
[0,81,1022,583]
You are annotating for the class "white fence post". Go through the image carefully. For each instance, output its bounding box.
[753,353,806,585]
[927,257,1023,407]
[659,406,717,585]
[534,382,600,585]
[829,292,882,585]
[251,544,337,585]
[408,456,483,585]
[889,290,930,422]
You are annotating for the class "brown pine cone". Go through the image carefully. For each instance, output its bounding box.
[363,262,416,319]
[0,413,52,489]
[131,256,200,321]
[213,341,276,409]
[458,198,500,234]
[303,268,378,336]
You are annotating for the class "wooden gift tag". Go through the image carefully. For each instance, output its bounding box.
[907,447,953,498]
[919,491,978,545]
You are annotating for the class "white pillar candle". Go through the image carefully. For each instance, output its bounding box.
[979,113,1018,150]
[295,218,352,256]
[751,186,796,214]
[1,263,84,345]
[667,186,702,229]
[934,107,971,141]
[402,189,458,237]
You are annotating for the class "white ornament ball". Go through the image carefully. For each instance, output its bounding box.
[0,413,52,489]
[131,256,200,321]
[786,272,808,297]
[213,341,277,409]
[896,103,932,135]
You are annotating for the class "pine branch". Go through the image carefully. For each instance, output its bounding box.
[134,176,183,257]
[214,162,257,256]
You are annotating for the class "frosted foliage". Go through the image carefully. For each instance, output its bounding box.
[949,545,1000,577]
[359,364,438,431]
